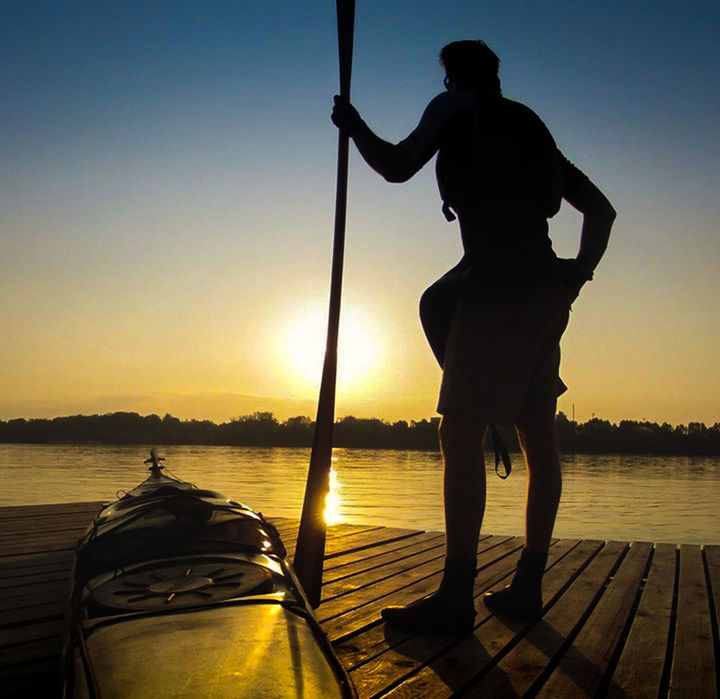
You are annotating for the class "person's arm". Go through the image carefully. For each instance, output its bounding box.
[565,177,616,273]
[560,156,616,300]
[331,95,441,183]
[348,119,420,182]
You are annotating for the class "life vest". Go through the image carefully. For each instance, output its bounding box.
[437,94,563,222]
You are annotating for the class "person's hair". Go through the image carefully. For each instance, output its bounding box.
[439,40,500,91]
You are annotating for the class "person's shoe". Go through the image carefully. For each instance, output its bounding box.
[381,591,476,635]
[382,555,477,635]
[483,583,542,621]
[483,548,547,622]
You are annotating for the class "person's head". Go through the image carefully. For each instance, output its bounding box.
[439,40,500,92]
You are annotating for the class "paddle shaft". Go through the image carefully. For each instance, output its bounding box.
[294,0,355,609]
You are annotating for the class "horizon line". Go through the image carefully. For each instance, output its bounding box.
[1,409,717,430]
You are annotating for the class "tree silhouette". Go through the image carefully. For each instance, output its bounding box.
[0,411,718,455]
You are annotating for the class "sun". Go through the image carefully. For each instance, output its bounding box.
[282,303,381,391]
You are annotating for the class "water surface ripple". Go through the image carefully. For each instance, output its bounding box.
[1,444,717,544]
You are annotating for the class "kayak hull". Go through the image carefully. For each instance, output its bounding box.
[69,605,348,698]
[63,460,355,698]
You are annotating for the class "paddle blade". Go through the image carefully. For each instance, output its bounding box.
[337,0,355,99]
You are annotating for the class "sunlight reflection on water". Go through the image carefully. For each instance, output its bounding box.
[323,466,341,526]
[1,444,718,544]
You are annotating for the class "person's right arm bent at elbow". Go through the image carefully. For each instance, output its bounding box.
[561,159,617,303]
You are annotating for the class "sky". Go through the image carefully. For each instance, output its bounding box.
[2,1,719,427]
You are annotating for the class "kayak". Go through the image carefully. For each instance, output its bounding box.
[62,450,356,698]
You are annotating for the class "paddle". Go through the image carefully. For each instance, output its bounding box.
[293,0,355,609]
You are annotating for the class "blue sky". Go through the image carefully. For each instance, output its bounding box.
[2,1,719,424]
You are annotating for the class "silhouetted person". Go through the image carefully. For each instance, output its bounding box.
[332,40,615,634]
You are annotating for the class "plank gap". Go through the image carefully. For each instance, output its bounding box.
[324,531,425,561]
[702,547,720,697]
[0,613,65,634]
[658,544,680,697]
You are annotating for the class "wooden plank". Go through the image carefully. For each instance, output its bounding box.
[536,541,653,697]
[0,535,82,557]
[284,523,383,558]
[0,512,96,536]
[326,522,383,535]
[385,539,615,699]
[286,525,400,558]
[0,568,71,591]
[0,619,65,649]
[0,550,75,577]
[325,523,386,541]
[332,536,526,675]
[321,536,519,638]
[0,516,88,536]
[0,578,69,602]
[704,545,720,679]
[464,540,625,699]
[668,544,717,698]
[321,539,446,604]
[0,600,66,628]
[0,527,86,552]
[355,538,589,699]
[322,526,409,559]
[339,537,527,697]
[607,542,677,698]
[0,636,62,669]
[0,658,61,699]
[0,587,68,620]
[0,528,84,545]
[324,533,445,584]
[324,527,426,560]
[0,501,105,520]
[320,551,445,630]
[324,531,444,575]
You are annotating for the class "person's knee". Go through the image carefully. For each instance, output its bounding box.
[516,414,560,464]
[418,284,435,321]
[439,412,487,451]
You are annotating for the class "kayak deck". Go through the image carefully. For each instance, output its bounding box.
[2,501,719,698]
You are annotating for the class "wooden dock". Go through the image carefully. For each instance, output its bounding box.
[1,502,718,697]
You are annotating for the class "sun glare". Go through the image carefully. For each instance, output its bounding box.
[323,466,341,525]
[282,303,381,391]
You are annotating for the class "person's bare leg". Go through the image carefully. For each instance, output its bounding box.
[516,410,562,553]
[484,409,560,620]
[439,412,488,559]
[381,412,486,634]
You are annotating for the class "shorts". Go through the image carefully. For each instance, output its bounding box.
[437,281,570,425]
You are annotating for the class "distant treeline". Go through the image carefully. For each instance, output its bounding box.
[1,411,719,456]
[0,412,440,450]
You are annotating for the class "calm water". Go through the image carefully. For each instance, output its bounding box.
[1,444,718,544]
